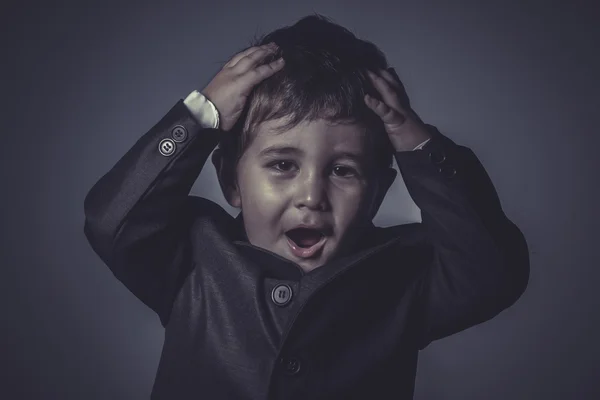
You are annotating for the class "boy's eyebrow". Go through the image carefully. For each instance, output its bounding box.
[258,145,366,163]
[258,145,304,158]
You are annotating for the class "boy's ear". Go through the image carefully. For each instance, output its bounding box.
[367,167,397,220]
[211,149,242,208]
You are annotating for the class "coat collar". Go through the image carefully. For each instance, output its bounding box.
[229,212,408,283]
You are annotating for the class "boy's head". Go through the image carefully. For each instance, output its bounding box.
[212,14,401,272]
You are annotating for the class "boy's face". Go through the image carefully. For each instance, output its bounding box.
[221,118,395,273]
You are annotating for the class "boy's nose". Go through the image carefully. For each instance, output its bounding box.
[293,175,329,211]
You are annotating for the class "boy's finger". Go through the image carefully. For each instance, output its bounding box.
[378,69,402,91]
[231,45,279,73]
[364,94,406,125]
[245,57,285,84]
[366,70,406,114]
[236,57,285,93]
[225,43,277,69]
[384,67,412,109]
[224,46,260,68]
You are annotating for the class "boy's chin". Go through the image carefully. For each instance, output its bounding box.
[278,237,337,273]
[287,238,361,273]
[287,258,320,273]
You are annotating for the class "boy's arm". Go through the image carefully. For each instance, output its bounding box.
[394,125,530,349]
[83,95,222,327]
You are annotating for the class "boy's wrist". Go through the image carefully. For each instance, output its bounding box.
[390,128,433,152]
[412,138,431,151]
[183,90,220,129]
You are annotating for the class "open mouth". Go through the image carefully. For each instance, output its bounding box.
[285,227,328,258]
[286,228,324,248]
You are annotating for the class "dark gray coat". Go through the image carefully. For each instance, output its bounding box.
[83,100,529,399]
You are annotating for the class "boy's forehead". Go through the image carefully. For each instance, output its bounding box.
[252,117,369,153]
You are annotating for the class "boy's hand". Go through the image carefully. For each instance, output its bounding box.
[364,69,432,151]
[201,43,285,132]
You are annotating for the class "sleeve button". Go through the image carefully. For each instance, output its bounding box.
[158,138,176,156]
[438,165,457,178]
[429,150,446,164]
[171,125,188,142]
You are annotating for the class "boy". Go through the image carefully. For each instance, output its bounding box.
[84,14,529,400]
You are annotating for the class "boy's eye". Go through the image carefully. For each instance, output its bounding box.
[267,161,358,177]
[270,161,296,172]
[332,165,358,178]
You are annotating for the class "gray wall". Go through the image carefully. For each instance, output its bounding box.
[3,0,598,399]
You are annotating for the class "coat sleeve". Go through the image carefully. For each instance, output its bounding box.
[394,125,530,349]
[83,100,222,327]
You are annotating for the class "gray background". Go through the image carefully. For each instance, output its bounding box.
[3,0,599,399]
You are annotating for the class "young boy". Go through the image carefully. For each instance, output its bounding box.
[84,14,529,400]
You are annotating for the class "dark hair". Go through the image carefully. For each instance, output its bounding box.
[219,13,397,174]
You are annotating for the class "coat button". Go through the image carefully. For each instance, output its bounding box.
[171,125,188,142]
[271,284,293,307]
[158,138,176,156]
[429,150,446,164]
[280,357,302,375]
